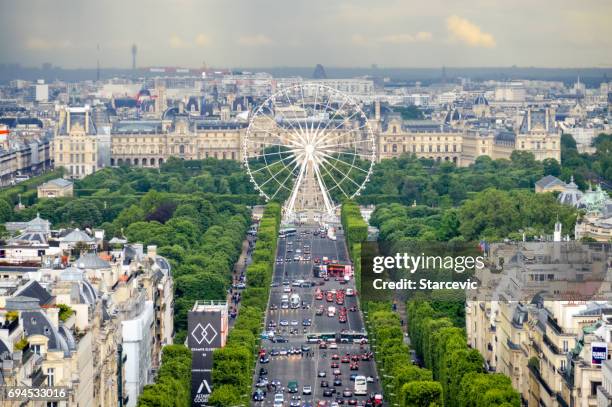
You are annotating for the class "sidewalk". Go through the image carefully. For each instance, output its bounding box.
[395,299,411,347]
[227,235,254,328]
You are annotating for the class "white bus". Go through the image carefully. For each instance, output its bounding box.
[279,228,297,238]
[354,375,367,396]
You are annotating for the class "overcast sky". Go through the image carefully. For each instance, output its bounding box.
[1,0,611,69]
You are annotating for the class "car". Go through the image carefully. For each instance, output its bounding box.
[233,282,246,289]
[253,390,265,401]
[346,288,355,296]
[317,401,327,407]
[366,376,375,383]
[256,378,269,387]
[279,319,289,326]
[259,367,268,376]
[290,400,301,407]
[270,282,280,287]
[316,307,324,316]
[274,393,285,407]
[303,385,312,395]
[284,286,292,293]
[331,354,340,360]
[302,319,312,326]
[315,292,324,300]
[349,305,357,312]
[339,315,347,323]
[318,370,327,377]
[319,341,328,349]
[342,389,353,397]
[333,369,341,376]
[290,320,299,326]
[320,380,329,387]
[281,302,289,309]
[259,356,270,364]
[333,378,342,386]
[331,362,339,368]
[350,355,360,362]
[347,399,357,405]
[349,373,357,381]
[270,304,279,311]
[270,349,280,356]
[279,349,288,356]
[288,380,299,393]
[273,336,288,343]
[323,389,334,397]
[349,363,359,370]
[329,343,338,349]
[341,356,350,363]
[301,344,311,352]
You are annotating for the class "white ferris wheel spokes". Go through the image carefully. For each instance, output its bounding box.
[244,83,375,221]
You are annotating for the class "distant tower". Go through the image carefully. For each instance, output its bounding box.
[131,44,137,70]
[96,43,100,82]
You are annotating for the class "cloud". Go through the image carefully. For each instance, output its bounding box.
[195,33,211,47]
[168,34,191,49]
[237,34,273,46]
[379,31,433,44]
[352,32,433,46]
[25,38,73,50]
[446,15,496,48]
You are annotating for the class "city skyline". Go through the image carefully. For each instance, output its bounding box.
[1,0,611,69]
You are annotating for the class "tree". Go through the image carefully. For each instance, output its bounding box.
[400,381,443,407]
[0,199,13,222]
[207,384,241,407]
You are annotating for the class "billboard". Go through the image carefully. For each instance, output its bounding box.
[591,341,608,365]
[188,302,228,406]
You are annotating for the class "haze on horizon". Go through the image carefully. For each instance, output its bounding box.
[0,0,611,70]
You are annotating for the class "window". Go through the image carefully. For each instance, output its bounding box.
[32,344,41,355]
[563,340,568,353]
[392,144,397,153]
[560,359,566,371]
[47,368,55,386]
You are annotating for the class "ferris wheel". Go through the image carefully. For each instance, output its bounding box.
[243,83,376,221]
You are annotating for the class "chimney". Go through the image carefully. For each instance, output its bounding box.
[147,245,157,258]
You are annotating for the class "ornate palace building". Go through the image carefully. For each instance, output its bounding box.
[53,98,562,177]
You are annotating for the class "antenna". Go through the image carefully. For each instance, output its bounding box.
[131,44,137,70]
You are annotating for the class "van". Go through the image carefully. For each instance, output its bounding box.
[273,393,284,407]
[327,306,336,317]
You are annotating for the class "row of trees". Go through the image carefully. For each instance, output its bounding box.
[100,190,251,342]
[208,202,281,407]
[137,345,192,407]
[364,301,442,407]
[341,201,368,288]
[407,301,520,407]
